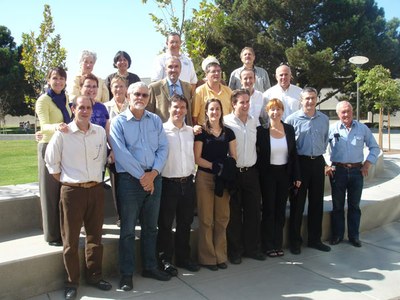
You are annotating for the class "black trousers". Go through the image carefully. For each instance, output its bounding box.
[157,176,195,264]
[260,164,290,251]
[289,155,325,247]
[227,167,262,258]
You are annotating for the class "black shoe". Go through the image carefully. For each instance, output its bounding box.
[349,238,362,247]
[330,237,343,245]
[290,247,301,255]
[308,241,331,252]
[229,256,242,264]
[49,240,62,247]
[217,262,228,269]
[119,275,133,291]
[142,269,171,281]
[244,252,266,261]
[90,279,112,291]
[160,260,178,276]
[201,264,218,271]
[64,287,77,300]
[176,260,200,272]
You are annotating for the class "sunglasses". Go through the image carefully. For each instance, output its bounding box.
[133,92,149,98]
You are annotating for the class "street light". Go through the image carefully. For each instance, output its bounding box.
[349,56,369,121]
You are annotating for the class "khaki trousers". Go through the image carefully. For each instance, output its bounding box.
[196,170,230,265]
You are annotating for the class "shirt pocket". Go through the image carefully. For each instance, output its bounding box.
[90,143,104,161]
[351,135,364,148]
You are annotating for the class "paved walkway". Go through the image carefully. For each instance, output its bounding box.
[0,132,396,300]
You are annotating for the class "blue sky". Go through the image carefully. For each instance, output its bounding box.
[1,0,398,87]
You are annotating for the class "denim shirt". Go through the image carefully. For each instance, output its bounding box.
[110,108,168,179]
[328,120,380,164]
[285,110,329,156]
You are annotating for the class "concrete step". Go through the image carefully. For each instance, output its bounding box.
[0,154,398,300]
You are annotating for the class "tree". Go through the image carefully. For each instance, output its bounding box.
[356,65,400,147]
[197,0,400,104]
[20,4,67,110]
[0,26,32,127]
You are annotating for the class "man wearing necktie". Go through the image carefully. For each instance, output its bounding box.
[147,56,194,125]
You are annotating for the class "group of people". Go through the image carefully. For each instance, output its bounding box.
[35,32,380,300]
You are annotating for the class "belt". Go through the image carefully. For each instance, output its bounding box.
[299,155,322,160]
[238,166,253,173]
[163,175,193,183]
[62,181,99,189]
[332,162,363,169]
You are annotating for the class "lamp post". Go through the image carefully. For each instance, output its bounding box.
[349,56,369,121]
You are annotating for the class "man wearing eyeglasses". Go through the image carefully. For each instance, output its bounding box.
[110,82,170,291]
[263,64,302,120]
[192,57,232,125]
[147,56,193,125]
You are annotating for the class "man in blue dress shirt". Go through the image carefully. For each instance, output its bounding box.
[110,81,170,291]
[326,101,379,248]
[285,87,331,254]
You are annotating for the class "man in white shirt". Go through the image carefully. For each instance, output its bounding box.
[45,96,111,300]
[224,89,265,264]
[157,94,200,275]
[151,32,197,92]
[263,64,302,120]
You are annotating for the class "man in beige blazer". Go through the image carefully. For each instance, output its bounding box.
[147,56,194,126]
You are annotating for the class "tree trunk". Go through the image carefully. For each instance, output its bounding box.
[388,111,391,151]
[378,107,383,148]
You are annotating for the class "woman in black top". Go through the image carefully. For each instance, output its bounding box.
[194,98,237,271]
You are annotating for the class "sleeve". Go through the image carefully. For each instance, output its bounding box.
[146,84,157,113]
[151,55,165,82]
[192,89,203,118]
[188,59,198,84]
[363,125,380,164]
[44,131,63,174]
[35,95,59,133]
[152,117,169,174]
[263,69,271,91]
[99,78,110,103]
[228,70,240,90]
[226,127,236,142]
[68,76,81,103]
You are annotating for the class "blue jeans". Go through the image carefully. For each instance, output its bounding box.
[118,172,162,276]
[330,166,363,240]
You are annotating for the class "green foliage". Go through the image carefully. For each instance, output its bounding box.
[0,26,32,122]
[0,140,37,186]
[356,65,400,113]
[20,4,67,108]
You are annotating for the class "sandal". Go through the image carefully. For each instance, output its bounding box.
[266,250,278,257]
[276,249,284,257]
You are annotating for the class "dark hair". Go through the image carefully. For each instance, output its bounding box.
[239,67,255,79]
[79,73,99,88]
[231,89,250,106]
[204,98,224,134]
[168,94,189,109]
[46,67,67,80]
[166,32,181,43]
[205,62,220,73]
[72,95,93,108]
[113,51,132,68]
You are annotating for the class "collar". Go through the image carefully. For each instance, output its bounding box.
[164,119,189,131]
[70,121,95,134]
[125,108,150,121]
[166,78,181,88]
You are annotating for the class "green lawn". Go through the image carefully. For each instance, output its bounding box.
[0,140,38,186]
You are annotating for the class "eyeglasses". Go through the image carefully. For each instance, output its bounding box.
[207,69,222,74]
[133,92,149,98]
[83,85,98,89]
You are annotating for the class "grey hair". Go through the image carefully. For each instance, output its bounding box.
[300,87,318,99]
[127,81,148,94]
[336,101,352,114]
[79,50,97,64]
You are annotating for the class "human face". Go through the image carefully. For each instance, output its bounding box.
[206,101,222,123]
[169,99,187,125]
[301,92,317,115]
[116,55,129,73]
[47,71,66,94]
[129,86,149,111]
[233,94,250,119]
[111,79,127,101]
[72,96,92,124]
[276,65,291,90]
[166,35,181,53]
[240,70,255,90]
[337,102,353,127]
[241,49,255,67]
[81,56,95,74]
[206,65,222,84]
[267,105,283,121]
[166,59,181,83]
[80,79,98,102]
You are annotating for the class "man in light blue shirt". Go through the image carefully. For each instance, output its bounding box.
[285,87,331,254]
[110,82,170,291]
[326,101,379,248]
